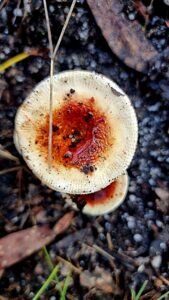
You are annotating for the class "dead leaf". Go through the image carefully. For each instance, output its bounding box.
[87,0,158,72]
[80,267,114,293]
[0,211,74,270]
[155,187,169,214]
[54,211,74,235]
[165,20,169,27]
[134,0,150,24]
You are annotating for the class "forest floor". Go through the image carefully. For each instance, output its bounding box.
[0,0,169,299]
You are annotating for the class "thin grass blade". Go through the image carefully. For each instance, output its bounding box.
[130,288,136,300]
[32,265,59,300]
[43,246,54,271]
[135,280,148,300]
[60,272,72,300]
[157,291,169,300]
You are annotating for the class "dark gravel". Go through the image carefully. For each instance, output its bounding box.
[0,0,169,299]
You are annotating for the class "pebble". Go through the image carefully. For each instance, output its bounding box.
[160,242,167,250]
[49,5,55,13]
[128,220,135,229]
[156,220,164,228]
[129,194,136,202]
[105,222,112,232]
[163,0,169,5]
[148,103,160,112]
[138,264,145,272]
[151,255,162,269]
[13,8,23,17]
[128,13,136,21]
[99,233,106,241]
[127,216,136,229]
[133,234,143,243]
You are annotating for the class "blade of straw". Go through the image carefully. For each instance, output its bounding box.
[43,0,77,169]
[53,0,77,59]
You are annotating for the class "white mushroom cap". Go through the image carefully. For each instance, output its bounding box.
[14,70,138,194]
[65,172,129,216]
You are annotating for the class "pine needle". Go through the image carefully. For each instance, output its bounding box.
[0,49,47,73]
[42,0,77,169]
[0,166,21,176]
[0,52,29,72]
[53,0,77,59]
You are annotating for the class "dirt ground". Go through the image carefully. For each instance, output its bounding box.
[0,0,169,299]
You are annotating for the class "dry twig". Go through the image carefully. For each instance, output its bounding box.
[56,255,81,274]
[0,166,21,176]
[43,0,77,168]
[0,145,19,162]
[159,275,169,287]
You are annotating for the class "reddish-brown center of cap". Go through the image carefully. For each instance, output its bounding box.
[35,96,110,173]
[74,180,118,209]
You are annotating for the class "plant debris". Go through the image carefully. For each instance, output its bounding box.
[134,0,151,25]
[0,212,74,270]
[80,267,114,293]
[87,0,158,72]
[155,187,169,214]
[0,0,169,298]
[0,144,19,162]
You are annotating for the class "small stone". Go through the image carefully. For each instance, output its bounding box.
[129,194,136,202]
[156,220,164,228]
[148,103,160,112]
[99,233,106,241]
[160,242,166,250]
[133,234,143,243]
[13,8,23,17]
[138,264,145,272]
[128,220,135,229]
[150,239,164,255]
[151,255,162,268]
[49,5,55,13]
[128,13,136,21]
[105,222,112,232]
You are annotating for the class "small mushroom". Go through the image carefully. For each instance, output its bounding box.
[14,71,138,194]
[66,172,128,216]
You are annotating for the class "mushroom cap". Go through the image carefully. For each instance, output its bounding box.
[65,172,129,216]
[14,70,138,194]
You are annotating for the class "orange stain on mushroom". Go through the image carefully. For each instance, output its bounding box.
[35,97,110,173]
[75,180,118,208]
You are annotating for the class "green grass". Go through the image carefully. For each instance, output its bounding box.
[130,280,148,300]
[130,280,169,300]
[34,248,169,300]
[32,246,72,300]
[157,291,169,300]
[32,265,60,300]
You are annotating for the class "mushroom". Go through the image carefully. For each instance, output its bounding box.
[14,70,138,194]
[65,172,128,216]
